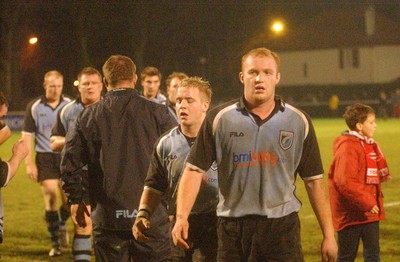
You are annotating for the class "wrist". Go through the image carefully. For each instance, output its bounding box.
[137,208,151,220]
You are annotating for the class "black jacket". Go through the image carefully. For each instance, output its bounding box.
[61,88,177,230]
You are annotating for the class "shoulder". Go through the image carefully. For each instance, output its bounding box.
[208,98,240,121]
[26,96,43,111]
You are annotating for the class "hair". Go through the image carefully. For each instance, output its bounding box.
[166,72,188,87]
[77,67,102,81]
[241,48,280,73]
[0,92,8,107]
[44,70,63,84]
[178,77,212,102]
[102,55,136,87]
[343,103,375,130]
[141,66,161,81]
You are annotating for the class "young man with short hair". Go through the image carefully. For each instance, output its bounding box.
[51,67,103,261]
[172,48,338,261]
[133,77,218,261]
[61,55,176,261]
[165,72,188,123]
[22,71,71,256]
[141,66,167,104]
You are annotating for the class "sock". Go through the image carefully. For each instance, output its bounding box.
[73,234,92,261]
[0,216,3,244]
[45,210,60,248]
[59,205,71,227]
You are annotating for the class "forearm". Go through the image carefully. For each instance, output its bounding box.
[137,188,162,218]
[305,178,335,238]
[175,166,203,220]
[4,154,25,185]
[22,133,34,165]
[0,125,11,145]
[50,136,65,152]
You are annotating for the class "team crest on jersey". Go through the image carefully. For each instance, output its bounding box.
[279,130,294,151]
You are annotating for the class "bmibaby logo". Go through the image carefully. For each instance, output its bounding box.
[233,151,278,168]
[116,209,139,219]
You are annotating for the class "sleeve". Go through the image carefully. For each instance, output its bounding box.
[0,159,9,187]
[23,100,36,133]
[60,116,88,204]
[297,114,324,180]
[51,108,66,137]
[144,137,168,194]
[187,113,216,172]
[332,142,376,211]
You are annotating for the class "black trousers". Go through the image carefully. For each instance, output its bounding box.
[92,224,171,262]
[337,221,380,262]
[217,212,304,262]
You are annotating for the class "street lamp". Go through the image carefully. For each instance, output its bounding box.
[271,21,284,34]
[29,36,38,45]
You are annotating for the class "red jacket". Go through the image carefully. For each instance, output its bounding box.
[328,133,385,231]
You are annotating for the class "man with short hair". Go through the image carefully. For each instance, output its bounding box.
[141,66,167,104]
[172,48,338,261]
[51,67,103,261]
[0,92,29,244]
[165,72,188,123]
[61,55,176,261]
[22,71,71,256]
[133,77,218,261]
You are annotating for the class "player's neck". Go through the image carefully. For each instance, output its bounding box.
[46,97,61,109]
[247,99,275,120]
[181,124,200,138]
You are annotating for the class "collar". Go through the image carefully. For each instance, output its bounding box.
[105,88,138,97]
[345,130,375,144]
[237,95,285,112]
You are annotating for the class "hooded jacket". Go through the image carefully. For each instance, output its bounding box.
[328,132,385,231]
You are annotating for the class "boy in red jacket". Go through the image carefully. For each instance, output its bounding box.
[328,103,391,261]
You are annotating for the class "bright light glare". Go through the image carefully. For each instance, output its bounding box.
[29,37,38,45]
[271,22,284,33]
[73,80,79,87]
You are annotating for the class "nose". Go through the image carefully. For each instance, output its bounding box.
[255,74,261,82]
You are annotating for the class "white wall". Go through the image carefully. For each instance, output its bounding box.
[278,45,400,86]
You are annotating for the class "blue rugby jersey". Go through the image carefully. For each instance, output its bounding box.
[145,126,218,215]
[23,95,71,153]
[51,99,84,137]
[187,97,324,218]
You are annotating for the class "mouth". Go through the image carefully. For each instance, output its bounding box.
[255,85,265,93]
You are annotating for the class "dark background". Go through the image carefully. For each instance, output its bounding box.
[1,1,399,110]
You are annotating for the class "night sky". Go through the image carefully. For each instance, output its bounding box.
[1,1,399,107]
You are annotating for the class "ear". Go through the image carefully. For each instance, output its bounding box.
[356,122,363,132]
[202,100,210,112]
[103,77,110,90]
[239,72,244,83]
[132,74,138,86]
[275,72,281,85]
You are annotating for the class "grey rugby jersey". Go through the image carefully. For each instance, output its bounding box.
[52,99,84,137]
[187,97,323,218]
[23,95,71,153]
[145,126,218,215]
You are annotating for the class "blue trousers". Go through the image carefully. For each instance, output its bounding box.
[337,221,380,262]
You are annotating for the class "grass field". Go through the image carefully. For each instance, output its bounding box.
[0,118,399,261]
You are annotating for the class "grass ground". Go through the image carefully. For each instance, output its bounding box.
[0,118,399,261]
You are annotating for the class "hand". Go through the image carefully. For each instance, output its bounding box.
[12,139,28,160]
[71,203,91,228]
[171,217,190,250]
[132,217,150,242]
[321,236,338,262]
[370,205,379,214]
[26,162,38,182]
